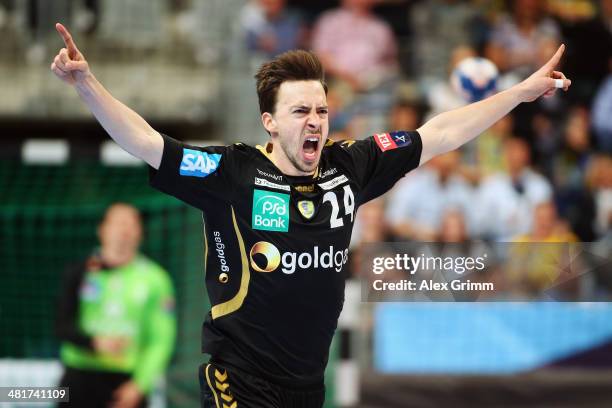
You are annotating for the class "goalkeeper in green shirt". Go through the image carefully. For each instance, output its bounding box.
[56,203,176,408]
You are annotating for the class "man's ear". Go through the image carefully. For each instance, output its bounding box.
[262,112,278,135]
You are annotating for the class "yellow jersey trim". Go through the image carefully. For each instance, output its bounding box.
[205,364,221,408]
[211,206,250,319]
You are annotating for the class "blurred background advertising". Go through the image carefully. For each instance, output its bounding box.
[0,0,611,407]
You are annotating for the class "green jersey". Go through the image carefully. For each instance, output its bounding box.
[58,255,176,392]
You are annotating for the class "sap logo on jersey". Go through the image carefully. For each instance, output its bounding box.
[179,148,221,178]
[252,189,290,232]
[374,131,412,152]
[249,241,349,274]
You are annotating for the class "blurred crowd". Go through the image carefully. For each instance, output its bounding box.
[1,0,609,244]
[239,0,611,299]
[238,0,611,248]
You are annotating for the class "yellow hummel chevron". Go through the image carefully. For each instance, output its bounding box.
[215,381,230,392]
[215,369,228,382]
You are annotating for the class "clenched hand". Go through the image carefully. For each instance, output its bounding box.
[51,23,91,85]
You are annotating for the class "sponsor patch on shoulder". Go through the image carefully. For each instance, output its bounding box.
[179,149,221,178]
[374,131,412,152]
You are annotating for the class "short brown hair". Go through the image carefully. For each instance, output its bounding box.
[254,50,327,115]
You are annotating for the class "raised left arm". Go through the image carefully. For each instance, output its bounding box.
[417,44,571,166]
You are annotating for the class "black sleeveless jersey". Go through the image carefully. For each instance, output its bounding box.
[149,131,422,387]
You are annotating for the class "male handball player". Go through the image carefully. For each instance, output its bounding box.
[51,22,571,408]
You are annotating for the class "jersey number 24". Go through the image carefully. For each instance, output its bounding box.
[323,185,355,228]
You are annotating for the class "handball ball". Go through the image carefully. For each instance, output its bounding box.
[450,57,499,103]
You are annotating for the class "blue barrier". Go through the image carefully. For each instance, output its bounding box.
[374,303,612,373]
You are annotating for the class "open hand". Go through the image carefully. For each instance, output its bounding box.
[518,44,572,103]
[50,23,91,85]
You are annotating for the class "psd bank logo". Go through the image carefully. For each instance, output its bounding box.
[249,241,349,274]
[252,189,290,232]
[179,148,221,178]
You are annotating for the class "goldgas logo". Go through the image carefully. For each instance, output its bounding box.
[249,241,348,274]
[249,241,281,272]
[179,148,221,178]
[252,189,290,232]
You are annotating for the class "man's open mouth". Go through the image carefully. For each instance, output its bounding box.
[302,136,320,161]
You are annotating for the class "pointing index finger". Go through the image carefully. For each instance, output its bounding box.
[544,44,565,72]
[55,23,79,58]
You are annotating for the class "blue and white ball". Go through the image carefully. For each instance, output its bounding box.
[450,57,499,103]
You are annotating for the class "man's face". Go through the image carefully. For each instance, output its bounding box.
[504,139,530,174]
[265,80,329,175]
[98,205,142,260]
[533,202,556,236]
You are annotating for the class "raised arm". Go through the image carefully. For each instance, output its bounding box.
[417,44,571,166]
[51,23,163,169]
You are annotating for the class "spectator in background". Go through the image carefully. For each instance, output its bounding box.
[509,201,580,299]
[389,99,423,132]
[410,0,483,83]
[334,97,424,143]
[350,197,391,249]
[486,0,560,80]
[553,105,593,189]
[592,74,612,153]
[434,209,494,300]
[476,137,552,240]
[312,0,399,136]
[347,198,403,301]
[73,0,100,35]
[437,209,470,243]
[514,201,578,242]
[425,45,477,118]
[312,0,398,94]
[586,155,612,240]
[242,0,307,59]
[57,203,176,408]
[550,0,612,104]
[386,150,476,241]
[469,114,515,180]
[532,107,564,178]
[552,106,598,240]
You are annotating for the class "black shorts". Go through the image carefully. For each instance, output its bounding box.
[58,367,148,408]
[199,361,325,408]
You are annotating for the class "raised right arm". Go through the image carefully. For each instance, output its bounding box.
[51,23,163,169]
